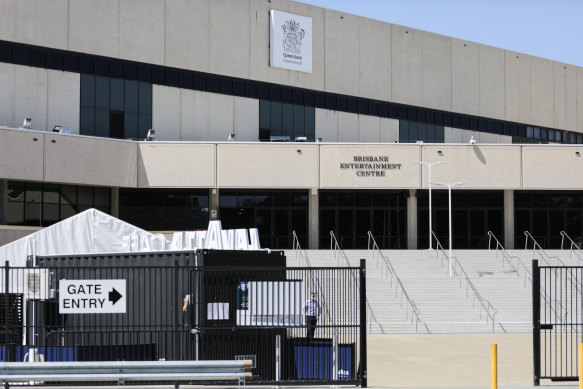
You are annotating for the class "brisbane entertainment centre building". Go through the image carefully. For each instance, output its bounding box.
[1,0,583,251]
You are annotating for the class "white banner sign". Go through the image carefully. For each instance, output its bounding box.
[59,279,126,314]
[270,10,312,73]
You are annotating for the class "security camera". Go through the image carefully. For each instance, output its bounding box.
[469,136,476,145]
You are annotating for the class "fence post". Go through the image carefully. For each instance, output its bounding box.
[532,259,540,386]
[359,258,367,388]
[3,261,12,363]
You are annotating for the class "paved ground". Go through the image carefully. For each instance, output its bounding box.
[7,333,579,388]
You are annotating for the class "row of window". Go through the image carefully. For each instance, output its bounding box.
[6,183,583,250]
[1,39,582,144]
[80,75,152,139]
[259,101,315,141]
[6,182,110,227]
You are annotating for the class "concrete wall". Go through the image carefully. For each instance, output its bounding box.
[1,0,581,133]
[3,128,583,190]
[153,86,258,141]
[138,143,216,188]
[217,143,319,188]
[0,63,80,133]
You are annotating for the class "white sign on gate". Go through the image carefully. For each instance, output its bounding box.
[59,279,126,314]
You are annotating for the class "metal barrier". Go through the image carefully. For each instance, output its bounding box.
[0,360,251,386]
[367,232,429,334]
[432,232,501,333]
[330,232,384,335]
[532,260,583,385]
[487,231,532,286]
[0,252,367,387]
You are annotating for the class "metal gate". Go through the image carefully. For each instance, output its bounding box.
[533,259,583,385]
[0,252,366,386]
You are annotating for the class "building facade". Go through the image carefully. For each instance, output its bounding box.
[1,0,583,250]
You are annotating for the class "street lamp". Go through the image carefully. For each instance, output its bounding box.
[430,180,468,277]
[412,161,446,250]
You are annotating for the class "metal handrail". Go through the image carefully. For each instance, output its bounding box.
[330,231,385,334]
[524,231,577,323]
[560,231,583,263]
[432,231,502,333]
[524,231,566,267]
[291,231,335,327]
[487,231,532,286]
[367,232,430,333]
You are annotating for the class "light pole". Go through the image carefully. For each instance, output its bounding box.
[430,181,468,277]
[412,161,446,250]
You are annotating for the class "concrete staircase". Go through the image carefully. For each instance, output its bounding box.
[285,248,583,335]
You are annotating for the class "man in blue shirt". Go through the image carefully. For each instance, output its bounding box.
[303,292,321,339]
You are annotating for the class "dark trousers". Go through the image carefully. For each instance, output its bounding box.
[306,316,317,338]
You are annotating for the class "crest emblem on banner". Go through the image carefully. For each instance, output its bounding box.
[282,20,305,54]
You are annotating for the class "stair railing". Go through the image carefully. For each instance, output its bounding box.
[432,231,502,333]
[367,232,429,333]
[291,231,335,327]
[487,231,532,286]
[560,231,583,263]
[524,231,575,323]
[330,231,385,334]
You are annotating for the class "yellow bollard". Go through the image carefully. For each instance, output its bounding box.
[491,344,497,389]
[579,343,583,389]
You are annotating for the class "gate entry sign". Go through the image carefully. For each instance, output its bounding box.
[59,279,126,314]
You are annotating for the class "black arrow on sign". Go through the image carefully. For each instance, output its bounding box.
[109,288,122,305]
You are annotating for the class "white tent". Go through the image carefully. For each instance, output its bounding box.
[0,208,158,266]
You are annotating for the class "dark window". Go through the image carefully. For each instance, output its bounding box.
[80,74,152,139]
[259,100,315,141]
[399,120,444,143]
[6,181,111,227]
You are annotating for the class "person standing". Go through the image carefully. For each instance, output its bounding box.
[304,292,321,339]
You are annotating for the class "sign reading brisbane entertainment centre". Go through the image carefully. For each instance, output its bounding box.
[59,279,126,314]
[340,156,403,177]
[270,10,312,73]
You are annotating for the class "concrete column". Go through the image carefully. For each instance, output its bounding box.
[309,188,319,249]
[110,187,119,218]
[407,189,418,249]
[210,188,220,220]
[0,180,7,225]
[504,189,514,249]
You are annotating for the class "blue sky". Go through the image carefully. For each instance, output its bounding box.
[298,0,583,67]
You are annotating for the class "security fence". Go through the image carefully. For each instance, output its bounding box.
[533,260,583,385]
[0,251,366,386]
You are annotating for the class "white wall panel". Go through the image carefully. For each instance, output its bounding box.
[69,0,120,58]
[315,109,338,142]
[380,118,398,143]
[479,45,505,120]
[152,85,181,140]
[14,66,47,131]
[579,68,583,132]
[358,115,380,143]
[359,18,390,101]
[553,64,578,131]
[530,57,553,128]
[422,32,452,111]
[120,0,164,65]
[208,93,234,141]
[0,0,16,42]
[452,39,479,116]
[165,0,210,71]
[391,25,423,107]
[324,10,359,96]
[234,97,259,141]
[444,127,463,143]
[337,112,358,142]
[505,52,530,123]
[210,0,250,79]
[0,63,15,128]
[16,0,67,50]
[47,71,80,134]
